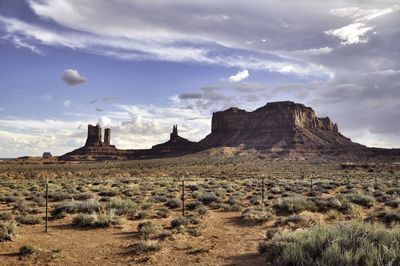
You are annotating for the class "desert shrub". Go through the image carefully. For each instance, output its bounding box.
[241,208,274,223]
[274,196,314,214]
[138,221,162,240]
[261,221,400,265]
[197,206,208,216]
[199,192,220,205]
[347,193,375,207]
[152,195,169,203]
[136,211,148,220]
[130,240,161,255]
[51,201,76,219]
[72,213,96,227]
[170,216,189,228]
[283,214,305,224]
[375,211,400,225]
[19,244,35,256]
[228,196,240,205]
[156,208,171,218]
[165,198,182,209]
[95,210,123,227]
[98,189,119,197]
[75,200,101,214]
[186,201,203,210]
[107,198,137,216]
[72,192,93,201]
[0,222,17,241]
[386,199,400,208]
[48,191,72,202]
[0,212,12,221]
[16,215,41,225]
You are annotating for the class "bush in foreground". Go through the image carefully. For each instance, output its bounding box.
[260,221,400,265]
[0,222,17,242]
[130,240,161,255]
[19,244,35,256]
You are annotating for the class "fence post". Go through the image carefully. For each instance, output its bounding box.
[181,176,185,217]
[261,175,265,207]
[347,174,350,188]
[310,174,314,193]
[45,178,48,233]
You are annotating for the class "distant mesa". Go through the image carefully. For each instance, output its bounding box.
[60,101,400,161]
[42,152,52,158]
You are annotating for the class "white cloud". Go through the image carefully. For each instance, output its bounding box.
[97,116,111,127]
[324,22,374,45]
[62,69,86,85]
[325,5,400,45]
[228,69,249,82]
[63,100,71,107]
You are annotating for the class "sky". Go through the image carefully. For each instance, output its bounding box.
[0,0,399,157]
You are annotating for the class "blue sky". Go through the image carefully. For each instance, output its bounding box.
[0,0,399,157]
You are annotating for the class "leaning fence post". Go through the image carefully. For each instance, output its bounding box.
[45,178,48,233]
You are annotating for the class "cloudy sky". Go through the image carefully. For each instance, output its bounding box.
[0,0,399,157]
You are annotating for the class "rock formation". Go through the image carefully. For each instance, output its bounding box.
[60,101,400,161]
[152,125,198,152]
[60,125,121,160]
[199,101,363,154]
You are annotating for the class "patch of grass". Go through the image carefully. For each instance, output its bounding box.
[261,221,400,265]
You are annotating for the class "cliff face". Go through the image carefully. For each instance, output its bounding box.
[200,101,362,153]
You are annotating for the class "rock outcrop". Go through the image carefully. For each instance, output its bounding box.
[60,101,400,161]
[199,101,363,154]
[60,125,121,160]
[151,125,198,152]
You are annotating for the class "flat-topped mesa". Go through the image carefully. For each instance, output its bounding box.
[200,101,360,152]
[212,101,338,133]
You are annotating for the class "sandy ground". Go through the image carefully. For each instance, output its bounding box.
[0,210,268,266]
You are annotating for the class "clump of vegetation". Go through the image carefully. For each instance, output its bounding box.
[0,222,17,242]
[130,240,161,255]
[274,196,314,214]
[16,215,41,225]
[165,198,182,209]
[72,211,122,227]
[19,244,35,256]
[0,212,12,221]
[259,221,400,265]
[156,208,171,218]
[346,193,375,207]
[170,216,190,228]
[199,192,220,205]
[138,221,162,240]
[241,208,274,223]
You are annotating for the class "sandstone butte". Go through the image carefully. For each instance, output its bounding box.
[60,101,400,161]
